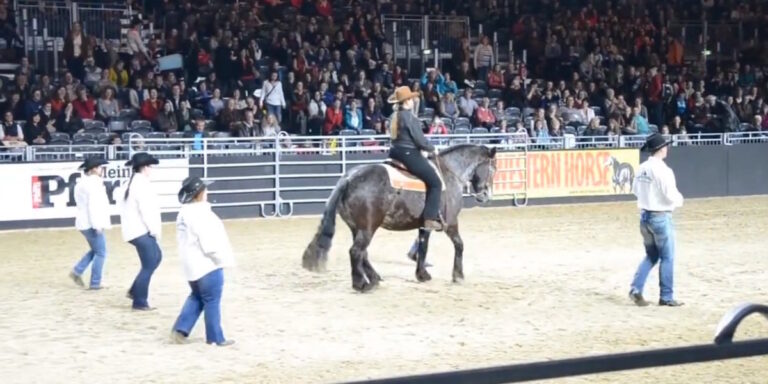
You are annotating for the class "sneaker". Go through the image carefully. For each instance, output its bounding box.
[170,330,189,344]
[659,299,684,307]
[131,306,156,312]
[209,340,235,347]
[629,290,649,307]
[69,271,85,287]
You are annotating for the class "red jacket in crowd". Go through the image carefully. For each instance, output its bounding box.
[141,99,163,122]
[72,97,96,120]
[324,107,343,134]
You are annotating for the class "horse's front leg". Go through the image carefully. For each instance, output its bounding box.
[445,224,464,283]
[415,228,432,282]
[407,237,433,267]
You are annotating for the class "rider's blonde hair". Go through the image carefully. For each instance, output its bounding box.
[389,108,399,139]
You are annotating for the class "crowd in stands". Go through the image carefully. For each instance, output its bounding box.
[1,0,768,149]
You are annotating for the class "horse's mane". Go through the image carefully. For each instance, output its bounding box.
[438,143,484,157]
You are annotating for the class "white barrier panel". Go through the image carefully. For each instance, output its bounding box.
[1,159,189,222]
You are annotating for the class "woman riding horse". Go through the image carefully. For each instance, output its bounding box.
[387,86,444,232]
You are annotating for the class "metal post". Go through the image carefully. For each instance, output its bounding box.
[702,21,708,74]
[493,32,498,66]
[509,40,513,63]
[433,47,439,69]
[420,38,426,74]
[53,38,59,79]
[32,18,38,69]
[42,27,48,75]
[22,9,28,58]
[406,29,411,74]
[422,15,428,53]
[393,22,399,67]
[72,2,79,23]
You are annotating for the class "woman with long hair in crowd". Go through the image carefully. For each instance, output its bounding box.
[120,152,163,311]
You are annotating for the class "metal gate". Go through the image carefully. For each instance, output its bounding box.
[381,14,469,75]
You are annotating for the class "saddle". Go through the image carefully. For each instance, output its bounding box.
[381,158,446,193]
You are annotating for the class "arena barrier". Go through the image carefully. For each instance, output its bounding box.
[341,303,768,384]
[2,133,768,230]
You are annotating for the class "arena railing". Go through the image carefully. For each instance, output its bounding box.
[340,303,768,384]
[2,132,768,163]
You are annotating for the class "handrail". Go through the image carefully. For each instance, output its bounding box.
[341,303,768,384]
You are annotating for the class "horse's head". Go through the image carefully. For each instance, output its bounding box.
[469,146,497,203]
[603,156,617,168]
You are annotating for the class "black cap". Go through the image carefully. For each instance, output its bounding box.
[641,133,671,153]
[178,176,213,204]
[79,157,109,172]
[125,152,159,168]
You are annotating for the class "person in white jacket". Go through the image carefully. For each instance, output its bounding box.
[171,176,235,346]
[120,152,163,311]
[69,158,111,290]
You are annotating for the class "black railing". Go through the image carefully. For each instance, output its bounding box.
[341,303,768,384]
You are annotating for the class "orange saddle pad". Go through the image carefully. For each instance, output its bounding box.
[381,160,446,192]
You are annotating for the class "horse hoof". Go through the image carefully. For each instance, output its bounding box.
[353,281,377,293]
[416,270,432,282]
[452,276,465,284]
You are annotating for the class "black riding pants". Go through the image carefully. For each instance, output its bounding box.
[389,146,441,221]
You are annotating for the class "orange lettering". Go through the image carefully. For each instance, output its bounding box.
[585,153,595,186]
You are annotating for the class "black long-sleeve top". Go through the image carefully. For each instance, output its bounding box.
[391,110,435,152]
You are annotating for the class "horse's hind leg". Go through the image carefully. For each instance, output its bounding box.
[415,229,432,282]
[361,252,382,286]
[350,229,375,292]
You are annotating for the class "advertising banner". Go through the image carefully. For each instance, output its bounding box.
[1,159,189,222]
[493,148,639,198]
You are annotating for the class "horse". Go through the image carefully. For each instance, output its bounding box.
[301,144,498,292]
[604,156,634,194]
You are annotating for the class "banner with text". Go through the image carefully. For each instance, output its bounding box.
[1,159,189,222]
[493,148,639,198]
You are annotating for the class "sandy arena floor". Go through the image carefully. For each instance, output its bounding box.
[0,196,766,384]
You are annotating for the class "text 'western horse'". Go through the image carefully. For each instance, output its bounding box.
[302,144,498,292]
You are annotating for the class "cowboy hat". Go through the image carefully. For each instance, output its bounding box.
[641,133,671,153]
[387,86,420,104]
[125,152,159,168]
[178,176,213,204]
[78,157,109,172]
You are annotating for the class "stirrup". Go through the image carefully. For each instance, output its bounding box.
[422,219,444,232]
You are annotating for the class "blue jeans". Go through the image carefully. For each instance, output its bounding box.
[630,211,676,301]
[173,268,226,344]
[73,229,107,288]
[266,103,282,123]
[128,233,163,309]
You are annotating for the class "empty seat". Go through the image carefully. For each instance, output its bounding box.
[359,129,377,136]
[108,120,127,132]
[130,120,152,130]
[50,132,71,141]
[96,132,113,144]
[73,132,96,142]
[339,129,358,136]
[453,127,470,135]
[145,132,166,139]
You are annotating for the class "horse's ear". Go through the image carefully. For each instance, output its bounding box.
[489,147,497,158]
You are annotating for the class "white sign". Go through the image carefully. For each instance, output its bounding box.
[0,159,189,222]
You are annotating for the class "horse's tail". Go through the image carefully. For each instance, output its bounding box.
[302,176,348,272]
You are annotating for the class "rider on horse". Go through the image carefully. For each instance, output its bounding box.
[387,86,444,232]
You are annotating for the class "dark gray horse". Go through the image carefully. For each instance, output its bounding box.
[302,144,498,292]
[604,156,634,194]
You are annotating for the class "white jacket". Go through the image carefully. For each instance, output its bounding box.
[632,156,684,212]
[74,174,112,231]
[120,172,162,242]
[176,202,234,281]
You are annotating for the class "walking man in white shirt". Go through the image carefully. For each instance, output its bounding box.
[171,177,235,346]
[629,133,684,307]
[121,152,163,311]
[69,158,111,290]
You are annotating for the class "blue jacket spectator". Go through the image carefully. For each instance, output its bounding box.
[343,100,363,131]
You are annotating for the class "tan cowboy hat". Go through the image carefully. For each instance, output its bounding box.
[387,86,420,104]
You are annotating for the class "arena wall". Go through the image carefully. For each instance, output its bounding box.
[1,144,767,231]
